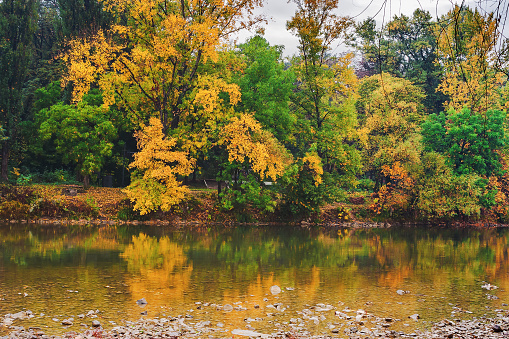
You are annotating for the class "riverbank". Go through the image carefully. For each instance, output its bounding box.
[0,184,504,227]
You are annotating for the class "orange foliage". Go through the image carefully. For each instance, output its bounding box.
[371,162,414,215]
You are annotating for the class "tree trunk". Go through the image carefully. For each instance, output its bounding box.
[1,141,9,182]
[83,174,90,188]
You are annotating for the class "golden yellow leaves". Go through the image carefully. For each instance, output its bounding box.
[194,76,241,114]
[220,114,292,181]
[435,6,505,113]
[123,118,195,215]
[61,31,115,104]
[63,0,263,133]
[302,151,323,186]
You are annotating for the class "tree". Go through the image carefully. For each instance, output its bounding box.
[350,10,445,112]
[123,118,195,215]
[286,0,361,204]
[235,36,296,145]
[38,100,118,187]
[357,73,425,188]
[55,0,113,39]
[421,108,507,177]
[62,0,268,210]
[62,0,263,133]
[436,5,505,113]
[0,0,38,181]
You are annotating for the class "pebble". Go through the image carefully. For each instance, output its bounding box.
[61,318,73,326]
[5,301,509,339]
[270,285,281,295]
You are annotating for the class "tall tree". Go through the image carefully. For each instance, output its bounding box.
[287,0,359,174]
[62,0,264,133]
[351,9,444,112]
[0,0,38,181]
[62,0,281,212]
[435,5,505,114]
[283,0,360,214]
[235,36,296,145]
[357,73,426,187]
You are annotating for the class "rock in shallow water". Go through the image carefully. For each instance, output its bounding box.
[409,314,420,321]
[136,298,147,306]
[270,285,281,295]
[61,318,73,326]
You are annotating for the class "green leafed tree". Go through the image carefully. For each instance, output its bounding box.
[421,108,507,177]
[0,0,38,181]
[235,35,296,145]
[38,98,118,187]
[350,9,445,112]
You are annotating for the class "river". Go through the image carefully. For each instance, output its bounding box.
[0,224,508,337]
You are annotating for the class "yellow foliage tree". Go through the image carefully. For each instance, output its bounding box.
[61,0,267,213]
[220,114,292,181]
[123,118,195,215]
[435,6,507,113]
[357,73,425,187]
[62,0,260,132]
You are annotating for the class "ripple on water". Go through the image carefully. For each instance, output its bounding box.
[0,224,508,336]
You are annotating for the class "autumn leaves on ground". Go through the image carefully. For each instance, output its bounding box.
[0,184,370,224]
[3,0,509,224]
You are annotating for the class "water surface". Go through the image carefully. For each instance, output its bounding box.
[1,224,508,336]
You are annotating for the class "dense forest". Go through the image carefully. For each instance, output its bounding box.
[1,0,509,222]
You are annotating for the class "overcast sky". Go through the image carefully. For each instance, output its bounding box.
[234,0,478,57]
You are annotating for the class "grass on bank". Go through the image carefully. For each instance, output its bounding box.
[0,183,376,224]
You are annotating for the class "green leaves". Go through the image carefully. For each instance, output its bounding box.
[422,108,507,177]
[38,102,118,182]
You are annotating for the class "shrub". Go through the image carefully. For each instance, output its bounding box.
[0,201,30,219]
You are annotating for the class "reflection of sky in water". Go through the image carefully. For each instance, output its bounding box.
[0,224,508,336]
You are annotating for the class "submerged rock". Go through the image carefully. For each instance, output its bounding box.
[409,314,420,321]
[136,298,148,306]
[223,304,233,312]
[270,285,281,295]
[61,318,73,326]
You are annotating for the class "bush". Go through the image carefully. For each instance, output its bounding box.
[116,199,150,221]
[0,201,30,219]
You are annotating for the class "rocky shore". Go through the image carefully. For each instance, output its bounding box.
[3,303,509,339]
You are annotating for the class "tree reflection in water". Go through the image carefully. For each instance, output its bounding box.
[1,224,509,335]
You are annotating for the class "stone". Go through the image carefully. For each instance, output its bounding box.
[481,283,498,290]
[231,329,268,337]
[223,304,233,312]
[409,314,420,321]
[493,324,503,332]
[61,318,73,326]
[136,298,147,306]
[270,285,281,295]
[92,320,101,327]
